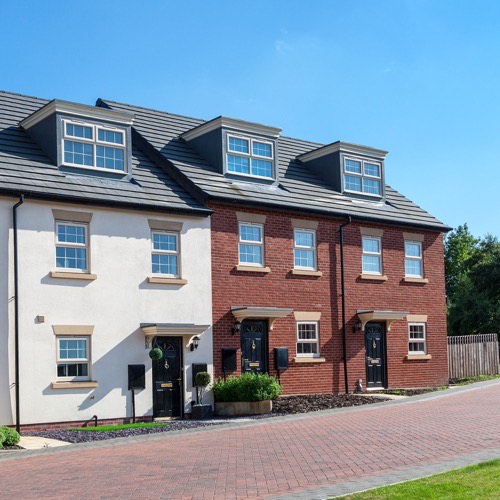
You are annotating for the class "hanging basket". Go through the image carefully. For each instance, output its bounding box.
[149,347,163,361]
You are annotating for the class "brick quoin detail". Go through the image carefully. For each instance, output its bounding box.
[209,201,448,394]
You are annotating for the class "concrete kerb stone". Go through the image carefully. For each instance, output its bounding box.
[1,378,498,464]
[268,448,500,500]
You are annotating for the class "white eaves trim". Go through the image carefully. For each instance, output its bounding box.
[20,99,135,129]
[297,141,388,163]
[180,116,282,141]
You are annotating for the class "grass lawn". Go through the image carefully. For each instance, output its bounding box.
[69,422,170,432]
[339,460,499,499]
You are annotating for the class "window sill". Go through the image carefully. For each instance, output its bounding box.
[51,381,99,389]
[404,277,429,284]
[293,357,326,364]
[290,269,323,277]
[359,274,388,281]
[405,354,432,360]
[147,276,187,285]
[50,271,97,281]
[235,265,271,273]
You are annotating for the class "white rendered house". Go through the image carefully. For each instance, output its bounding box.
[0,91,213,428]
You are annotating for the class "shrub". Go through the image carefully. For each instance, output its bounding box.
[0,426,20,447]
[194,371,211,388]
[149,348,163,361]
[212,372,282,402]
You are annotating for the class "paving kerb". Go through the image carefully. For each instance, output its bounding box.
[0,378,498,462]
[269,448,500,499]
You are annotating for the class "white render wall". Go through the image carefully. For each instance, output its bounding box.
[0,197,213,426]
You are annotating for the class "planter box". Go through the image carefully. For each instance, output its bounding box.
[191,404,213,420]
[214,400,272,416]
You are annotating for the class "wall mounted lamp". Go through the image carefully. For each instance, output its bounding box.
[190,336,200,351]
[232,321,241,336]
[352,320,362,334]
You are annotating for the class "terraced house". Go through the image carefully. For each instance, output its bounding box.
[1,89,450,429]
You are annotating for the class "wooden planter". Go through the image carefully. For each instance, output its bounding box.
[214,400,272,416]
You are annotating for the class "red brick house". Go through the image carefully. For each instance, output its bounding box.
[100,99,450,393]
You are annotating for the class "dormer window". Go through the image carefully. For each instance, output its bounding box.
[226,134,274,179]
[63,120,126,172]
[344,157,382,196]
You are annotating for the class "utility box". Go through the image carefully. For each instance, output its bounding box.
[221,348,237,372]
[192,363,208,386]
[274,348,289,371]
[128,364,145,390]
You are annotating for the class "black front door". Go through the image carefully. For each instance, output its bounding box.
[240,320,268,373]
[365,322,387,389]
[152,337,183,418]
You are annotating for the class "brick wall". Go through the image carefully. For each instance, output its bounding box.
[209,201,448,394]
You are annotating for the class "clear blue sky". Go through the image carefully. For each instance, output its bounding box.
[1,0,498,237]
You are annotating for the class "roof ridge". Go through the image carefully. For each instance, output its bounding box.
[98,98,207,124]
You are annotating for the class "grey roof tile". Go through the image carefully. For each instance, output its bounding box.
[0,91,209,216]
[101,99,449,231]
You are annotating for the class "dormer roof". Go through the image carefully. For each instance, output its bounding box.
[297,141,388,163]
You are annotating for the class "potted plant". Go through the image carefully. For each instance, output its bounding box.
[149,347,163,361]
[191,371,213,420]
[212,372,282,416]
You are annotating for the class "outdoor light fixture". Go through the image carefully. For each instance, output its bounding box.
[232,321,241,336]
[190,336,200,351]
[353,320,362,334]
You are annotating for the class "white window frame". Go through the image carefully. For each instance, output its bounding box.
[151,230,180,278]
[343,156,382,197]
[226,133,275,180]
[408,323,427,355]
[238,222,264,267]
[296,321,320,357]
[362,235,382,275]
[405,240,424,278]
[293,228,317,270]
[62,119,127,173]
[56,336,91,381]
[55,221,89,273]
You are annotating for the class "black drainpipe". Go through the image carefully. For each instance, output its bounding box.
[13,194,24,433]
[339,215,352,394]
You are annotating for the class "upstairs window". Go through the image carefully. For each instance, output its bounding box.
[362,236,382,274]
[55,222,88,272]
[405,241,423,277]
[151,231,179,277]
[294,229,316,270]
[238,222,264,266]
[227,134,274,179]
[344,157,382,196]
[63,120,126,172]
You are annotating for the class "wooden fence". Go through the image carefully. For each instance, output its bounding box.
[448,333,499,379]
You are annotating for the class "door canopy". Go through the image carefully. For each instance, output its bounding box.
[231,306,293,331]
[140,323,210,349]
[356,310,408,332]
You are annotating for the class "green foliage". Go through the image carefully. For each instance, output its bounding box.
[69,422,169,432]
[148,347,163,360]
[0,426,20,447]
[339,459,499,499]
[212,372,282,402]
[445,225,499,336]
[194,371,211,388]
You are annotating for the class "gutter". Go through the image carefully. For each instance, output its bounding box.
[339,215,352,394]
[13,194,24,433]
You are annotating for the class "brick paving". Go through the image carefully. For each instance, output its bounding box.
[0,381,499,499]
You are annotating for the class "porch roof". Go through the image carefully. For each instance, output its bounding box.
[231,306,293,330]
[140,323,210,348]
[356,310,409,332]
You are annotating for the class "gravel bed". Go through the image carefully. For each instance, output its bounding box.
[28,420,226,444]
[272,393,390,414]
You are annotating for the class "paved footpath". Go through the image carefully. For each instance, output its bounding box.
[0,380,499,499]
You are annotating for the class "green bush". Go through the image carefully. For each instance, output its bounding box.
[149,347,163,361]
[0,426,20,447]
[212,372,282,402]
[194,371,211,388]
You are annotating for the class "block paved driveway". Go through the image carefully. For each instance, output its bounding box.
[1,381,499,499]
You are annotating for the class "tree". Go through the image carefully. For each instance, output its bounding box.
[445,225,499,336]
